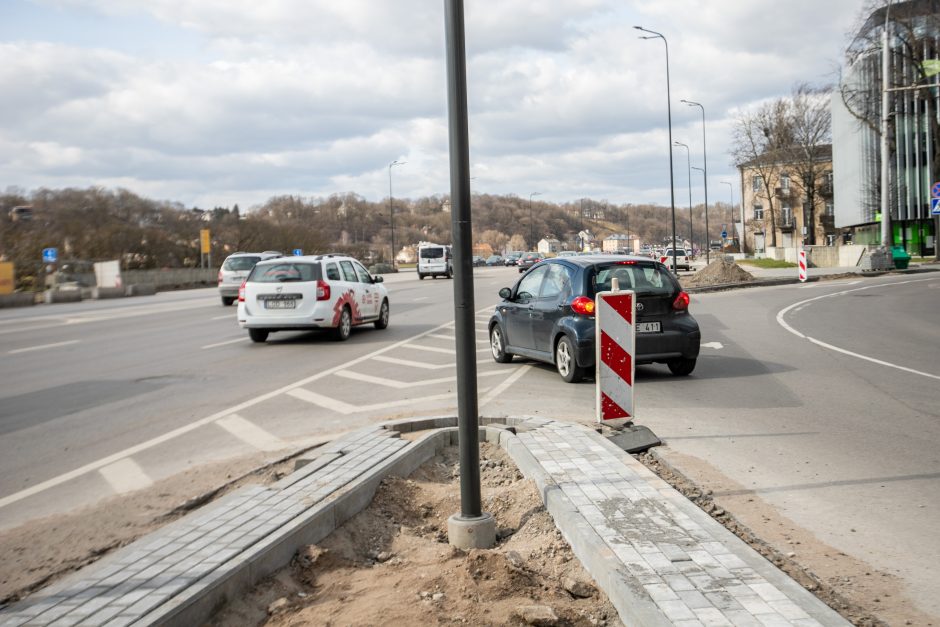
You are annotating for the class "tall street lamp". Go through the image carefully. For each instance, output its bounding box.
[674,141,694,254]
[721,181,737,251]
[529,191,541,249]
[682,99,710,264]
[635,26,678,271]
[388,159,405,264]
[692,166,708,263]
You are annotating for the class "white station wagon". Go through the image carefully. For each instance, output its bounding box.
[237,254,389,343]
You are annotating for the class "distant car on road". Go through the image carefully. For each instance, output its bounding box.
[504,252,524,266]
[237,253,389,343]
[661,248,691,271]
[486,255,504,266]
[488,255,700,382]
[218,251,282,306]
[517,252,543,273]
[472,255,486,267]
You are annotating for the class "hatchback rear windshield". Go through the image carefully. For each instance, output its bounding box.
[248,262,321,283]
[420,247,445,259]
[222,256,261,271]
[591,263,676,297]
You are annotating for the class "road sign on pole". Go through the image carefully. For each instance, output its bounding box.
[42,248,57,264]
[595,286,635,427]
[932,198,940,216]
[293,249,303,256]
[931,181,940,198]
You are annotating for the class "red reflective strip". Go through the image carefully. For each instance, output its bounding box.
[600,330,633,386]
[601,392,631,420]
[603,292,633,325]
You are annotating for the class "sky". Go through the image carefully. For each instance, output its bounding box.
[0,0,864,211]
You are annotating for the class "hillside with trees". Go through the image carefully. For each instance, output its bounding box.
[1,186,726,286]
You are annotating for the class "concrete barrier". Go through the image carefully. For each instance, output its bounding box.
[0,293,37,308]
[44,289,83,304]
[91,286,125,299]
[125,284,157,297]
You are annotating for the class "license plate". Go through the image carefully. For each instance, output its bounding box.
[265,299,295,309]
[637,322,661,333]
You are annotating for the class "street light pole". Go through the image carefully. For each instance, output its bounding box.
[636,26,678,272]
[721,181,736,251]
[388,159,405,265]
[674,141,693,254]
[529,192,541,249]
[682,99,710,264]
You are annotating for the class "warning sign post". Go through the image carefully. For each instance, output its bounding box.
[595,286,635,427]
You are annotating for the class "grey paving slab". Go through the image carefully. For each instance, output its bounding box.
[1,417,853,627]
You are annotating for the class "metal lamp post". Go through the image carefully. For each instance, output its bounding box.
[682,99,710,264]
[529,192,541,249]
[388,159,405,265]
[692,166,708,261]
[674,141,693,254]
[721,181,737,251]
[635,26,678,272]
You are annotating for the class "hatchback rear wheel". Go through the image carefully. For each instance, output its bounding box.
[248,329,269,343]
[334,306,352,341]
[555,335,585,383]
[667,357,696,376]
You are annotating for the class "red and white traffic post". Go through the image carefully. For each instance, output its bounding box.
[798,248,807,282]
[595,281,635,427]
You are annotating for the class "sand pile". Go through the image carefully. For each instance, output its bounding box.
[684,256,755,286]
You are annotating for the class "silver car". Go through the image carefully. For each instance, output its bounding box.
[217,251,282,305]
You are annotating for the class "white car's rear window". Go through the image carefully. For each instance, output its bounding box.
[249,262,321,283]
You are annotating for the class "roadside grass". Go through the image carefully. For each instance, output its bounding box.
[737,258,797,269]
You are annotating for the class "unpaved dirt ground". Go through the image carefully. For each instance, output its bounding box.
[684,257,755,287]
[210,443,621,627]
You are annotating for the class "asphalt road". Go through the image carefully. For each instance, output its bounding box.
[1,266,937,618]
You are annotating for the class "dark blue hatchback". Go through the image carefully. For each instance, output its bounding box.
[488,255,701,382]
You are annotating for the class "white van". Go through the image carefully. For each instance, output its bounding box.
[417,243,453,279]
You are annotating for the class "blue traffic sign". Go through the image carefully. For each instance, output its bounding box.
[293,248,303,256]
[721,230,728,239]
[42,247,58,263]
[932,181,940,198]
[933,197,940,215]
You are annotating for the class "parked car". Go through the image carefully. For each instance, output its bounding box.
[237,253,389,343]
[660,248,691,271]
[218,251,282,306]
[472,255,486,267]
[504,252,524,266]
[485,255,504,266]
[517,252,544,272]
[488,255,700,382]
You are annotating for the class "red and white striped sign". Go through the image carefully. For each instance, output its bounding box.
[798,249,807,282]
[595,290,635,426]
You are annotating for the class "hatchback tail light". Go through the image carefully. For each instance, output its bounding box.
[571,296,595,316]
[316,280,331,301]
[672,291,690,311]
[238,280,246,302]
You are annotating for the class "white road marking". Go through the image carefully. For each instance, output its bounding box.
[211,313,236,320]
[201,337,249,350]
[335,369,504,388]
[0,308,497,511]
[288,388,460,414]
[776,277,940,381]
[8,340,81,355]
[0,300,212,336]
[413,297,429,301]
[480,365,533,407]
[428,333,456,341]
[700,342,724,350]
[215,414,286,451]
[404,343,455,354]
[99,458,153,494]
[373,355,453,370]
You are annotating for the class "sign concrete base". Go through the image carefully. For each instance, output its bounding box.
[447,512,496,549]
[605,424,661,454]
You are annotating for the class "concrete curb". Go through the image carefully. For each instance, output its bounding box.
[0,293,36,308]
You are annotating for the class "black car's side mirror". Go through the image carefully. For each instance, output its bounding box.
[498,287,512,300]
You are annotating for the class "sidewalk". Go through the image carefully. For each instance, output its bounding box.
[0,417,849,626]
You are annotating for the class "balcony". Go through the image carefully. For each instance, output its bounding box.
[778,220,796,233]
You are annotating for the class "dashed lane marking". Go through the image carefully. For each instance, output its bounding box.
[8,340,81,355]
[211,313,236,320]
[99,458,153,494]
[215,414,287,451]
[287,387,466,415]
[201,337,250,350]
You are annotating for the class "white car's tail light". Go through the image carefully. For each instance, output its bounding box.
[238,281,246,302]
[316,280,331,301]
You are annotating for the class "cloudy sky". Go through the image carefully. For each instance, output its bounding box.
[1,0,863,211]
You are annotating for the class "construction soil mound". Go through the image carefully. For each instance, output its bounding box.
[684,257,755,287]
